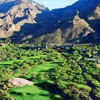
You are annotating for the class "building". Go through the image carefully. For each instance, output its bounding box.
[23,45,48,50]
[0,43,5,46]
[97,60,100,64]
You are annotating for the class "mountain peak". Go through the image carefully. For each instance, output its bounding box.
[0,0,42,6]
[0,0,57,42]
[74,11,80,19]
[0,0,100,43]
[0,0,33,2]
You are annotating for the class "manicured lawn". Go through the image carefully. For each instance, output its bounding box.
[8,85,51,100]
[9,85,49,94]
[8,83,63,100]
[11,59,63,79]
[1,53,64,100]
[10,60,62,79]
[0,55,47,65]
[0,61,13,65]
[27,62,60,74]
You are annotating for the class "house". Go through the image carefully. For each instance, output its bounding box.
[0,43,5,46]
[87,58,100,64]
[54,44,73,50]
[23,45,48,50]
[97,60,100,64]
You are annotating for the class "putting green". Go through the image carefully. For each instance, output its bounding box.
[8,84,63,100]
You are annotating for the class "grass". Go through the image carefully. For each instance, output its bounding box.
[5,54,64,100]
[10,60,62,79]
[9,85,49,94]
[10,56,63,78]
[27,62,60,74]
[0,55,47,65]
[0,61,13,65]
[8,85,51,100]
[8,83,63,100]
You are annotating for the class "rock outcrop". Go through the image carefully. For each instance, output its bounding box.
[35,12,95,44]
[8,78,33,87]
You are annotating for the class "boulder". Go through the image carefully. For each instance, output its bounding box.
[8,78,33,87]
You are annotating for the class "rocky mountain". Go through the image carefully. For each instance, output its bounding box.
[51,0,100,19]
[0,0,100,44]
[0,0,58,42]
[50,0,100,43]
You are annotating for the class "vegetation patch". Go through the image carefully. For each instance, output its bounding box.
[0,43,100,100]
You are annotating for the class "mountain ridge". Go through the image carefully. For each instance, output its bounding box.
[0,0,100,44]
[0,0,58,42]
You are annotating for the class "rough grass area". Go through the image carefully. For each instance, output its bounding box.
[8,81,63,100]
[8,85,51,100]
[5,54,64,100]
[27,61,61,74]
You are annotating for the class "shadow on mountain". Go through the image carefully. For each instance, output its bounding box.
[13,16,28,24]
[10,11,59,42]
[10,23,41,42]
[13,7,32,24]
[34,11,58,24]
[0,1,20,13]
[86,18,100,43]
[88,18,100,34]
[79,32,96,43]
[64,32,95,43]
[10,2,100,44]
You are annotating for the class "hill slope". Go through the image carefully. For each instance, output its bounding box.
[0,0,100,44]
[49,0,100,43]
[0,0,58,42]
[40,0,100,44]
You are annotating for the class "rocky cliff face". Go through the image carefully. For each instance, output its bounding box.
[0,0,100,44]
[35,13,95,44]
[0,0,58,42]
[47,0,100,43]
